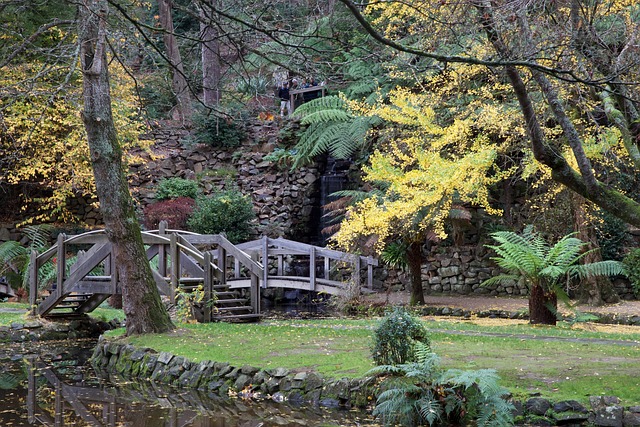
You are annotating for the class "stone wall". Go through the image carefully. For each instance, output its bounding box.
[380,244,637,300]
[91,341,640,426]
[0,317,118,343]
[421,245,529,297]
[91,340,375,408]
[127,125,321,240]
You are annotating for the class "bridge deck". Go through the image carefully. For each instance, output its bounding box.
[30,225,378,322]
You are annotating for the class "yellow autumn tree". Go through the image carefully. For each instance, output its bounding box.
[0,58,147,224]
[334,87,515,304]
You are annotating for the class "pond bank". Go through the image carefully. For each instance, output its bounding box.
[91,340,640,427]
[90,338,376,408]
[0,315,118,342]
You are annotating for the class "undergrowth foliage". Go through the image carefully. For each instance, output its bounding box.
[155,178,200,201]
[369,352,514,427]
[371,307,430,366]
[187,189,255,243]
[369,308,513,426]
[143,197,196,230]
[622,249,640,296]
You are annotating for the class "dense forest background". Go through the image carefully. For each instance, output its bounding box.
[2,0,640,310]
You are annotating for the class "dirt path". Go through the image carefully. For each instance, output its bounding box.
[365,291,640,317]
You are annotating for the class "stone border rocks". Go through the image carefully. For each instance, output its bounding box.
[513,396,640,427]
[0,316,119,342]
[90,340,640,426]
[90,340,376,409]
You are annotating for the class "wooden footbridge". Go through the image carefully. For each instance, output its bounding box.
[29,224,377,322]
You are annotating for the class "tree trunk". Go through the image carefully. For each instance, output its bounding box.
[199,1,221,106]
[572,195,620,306]
[529,284,557,325]
[79,0,174,335]
[158,0,192,123]
[475,1,640,229]
[407,241,425,305]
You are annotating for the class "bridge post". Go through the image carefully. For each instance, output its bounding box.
[217,246,227,285]
[203,251,213,323]
[158,220,168,277]
[324,256,330,280]
[309,246,316,291]
[169,233,179,304]
[261,236,269,289]
[29,250,38,314]
[353,255,361,294]
[55,233,66,299]
[277,255,283,276]
[250,252,260,314]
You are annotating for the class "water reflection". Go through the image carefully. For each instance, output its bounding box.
[6,341,376,427]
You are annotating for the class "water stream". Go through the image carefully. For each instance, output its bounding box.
[0,340,377,426]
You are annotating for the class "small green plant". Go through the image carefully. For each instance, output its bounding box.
[622,248,640,296]
[174,284,217,323]
[263,148,296,168]
[0,225,55,295]
[192,113,247,149]
[155,178,199,201]
[196,167,237,180]
[369,352,514,427]
[371,307,430,366]
[187,189,255,243]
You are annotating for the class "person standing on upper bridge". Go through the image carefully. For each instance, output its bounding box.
[278,81,291,117]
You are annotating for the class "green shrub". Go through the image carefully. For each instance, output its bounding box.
[192,113,247,149]
[187,190,255,243]
[143,197,196,230]
[369,352,514,427]
[371,307,430,366]
[138,72,176,119]
[622,248,640,296]
[155,178,200,201]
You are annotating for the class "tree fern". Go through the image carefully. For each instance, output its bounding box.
[368,352,514,427]
[292,95,380,167]
[484,227,625,293]
[0,225,54,290]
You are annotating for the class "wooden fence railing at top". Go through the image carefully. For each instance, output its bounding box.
[29,223,378,317]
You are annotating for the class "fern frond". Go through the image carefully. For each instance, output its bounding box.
[0,241,28,274]
[417,392,442,426]
[293,95,346,117]
[568,260,625,280]
[300,108,351,126]
[480,274,521,287]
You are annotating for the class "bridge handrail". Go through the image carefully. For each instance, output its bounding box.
[236,237,378,266]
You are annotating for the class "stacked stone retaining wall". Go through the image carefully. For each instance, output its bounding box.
[91,340,375,408]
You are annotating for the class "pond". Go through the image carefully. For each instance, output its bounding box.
[0,340,377,426]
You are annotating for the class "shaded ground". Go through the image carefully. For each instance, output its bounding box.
[366,291,640,316]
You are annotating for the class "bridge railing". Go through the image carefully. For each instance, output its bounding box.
[235,236,378,294]
[30,225,378,317]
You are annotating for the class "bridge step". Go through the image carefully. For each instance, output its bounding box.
[214,291,238,297]
[216,306,252,312]
[215,298,249,304]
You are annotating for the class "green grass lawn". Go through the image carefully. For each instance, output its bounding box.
[3,299,638,406]
[0,302,124,325]
[109,316,640,406]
